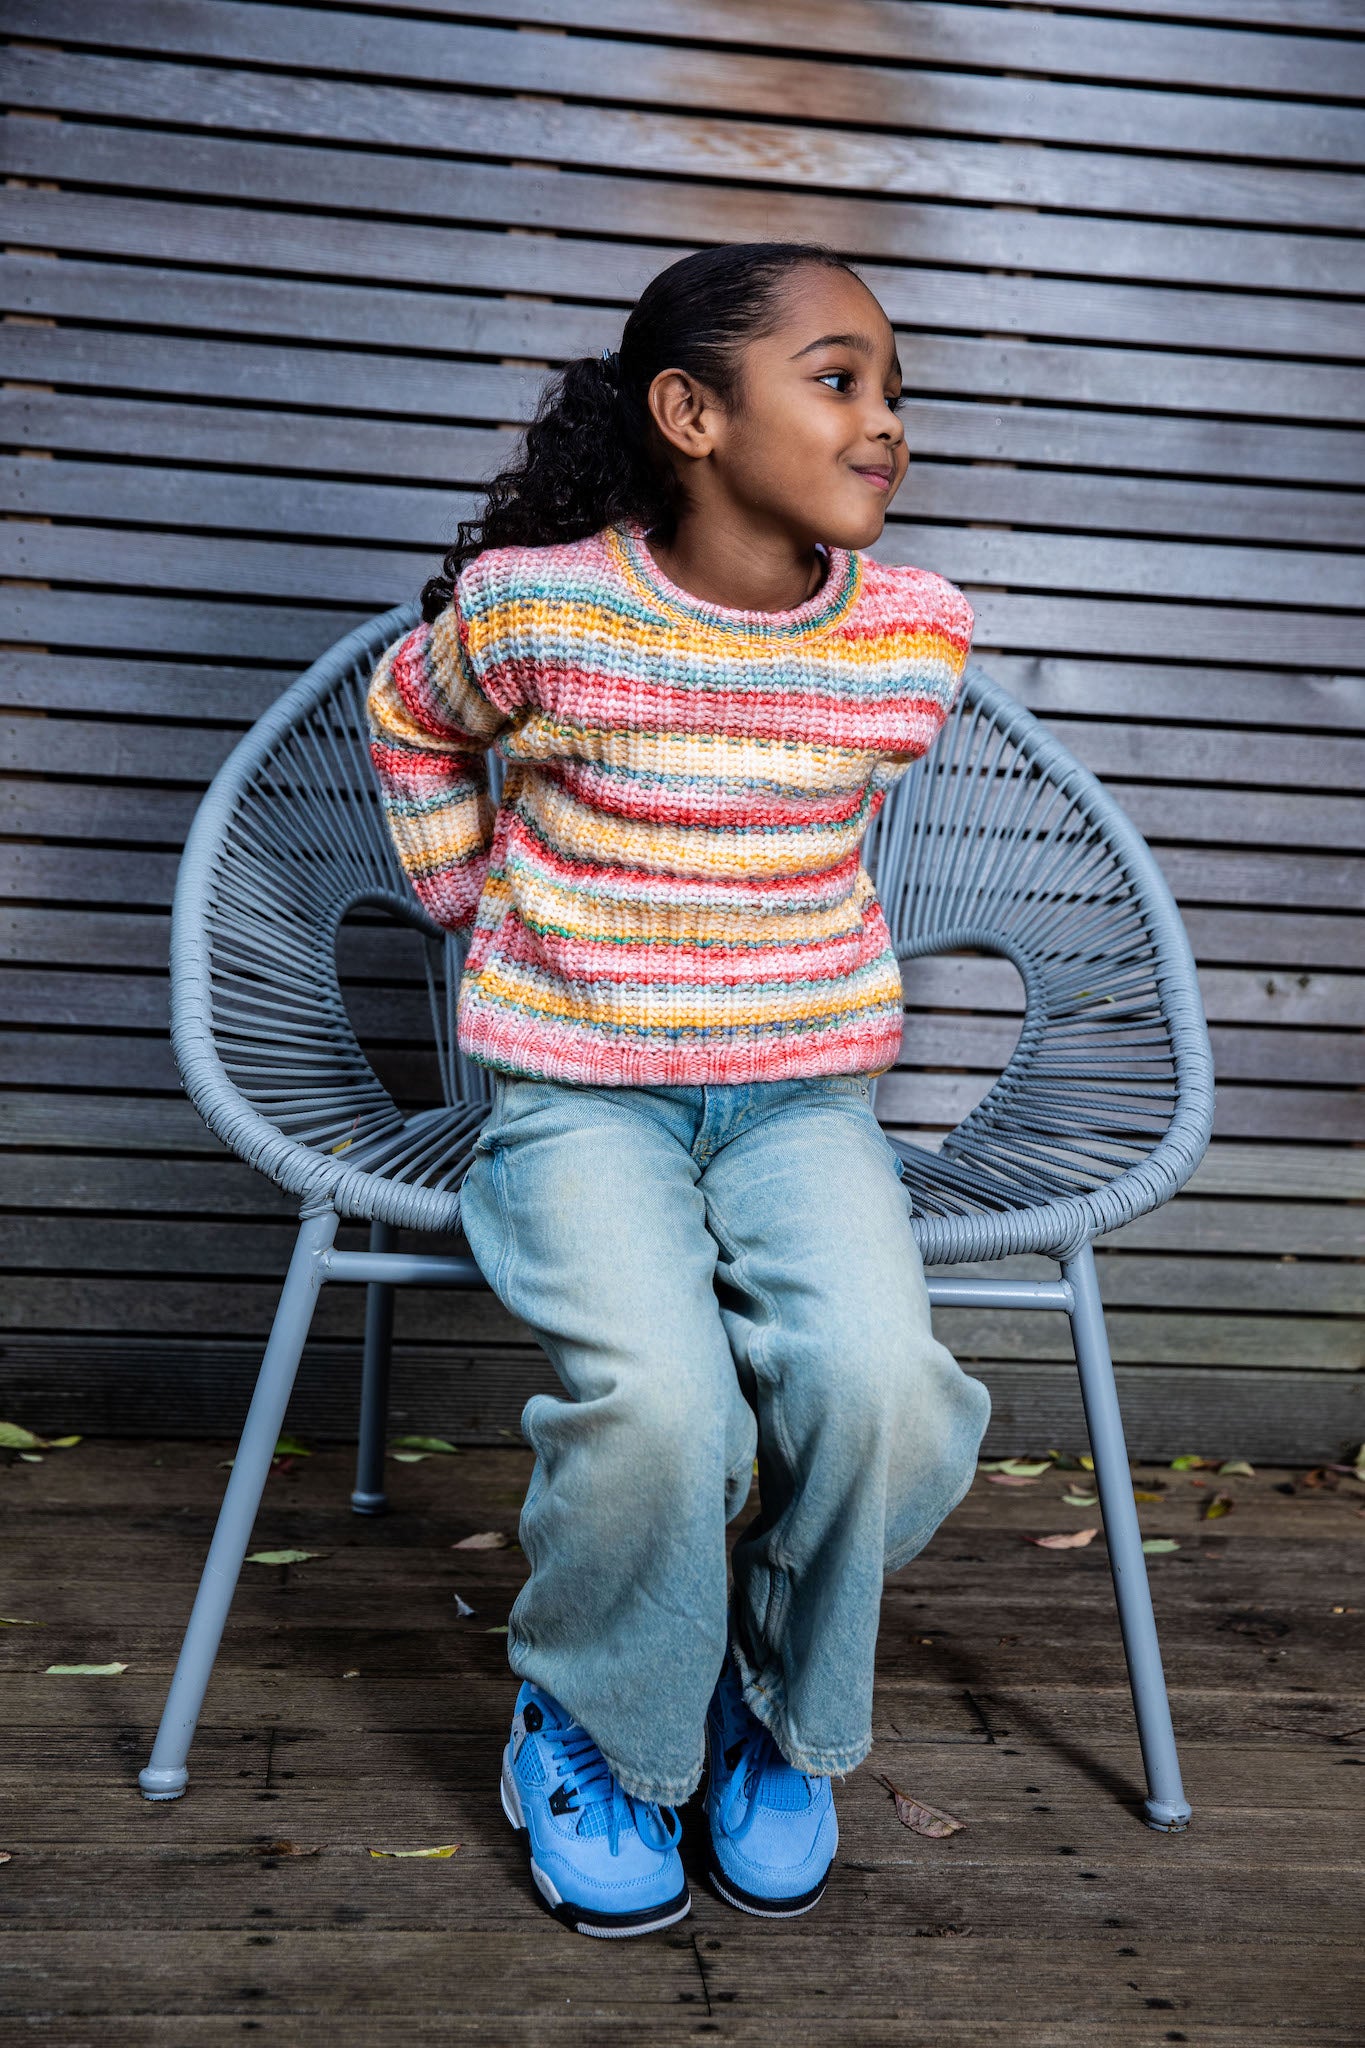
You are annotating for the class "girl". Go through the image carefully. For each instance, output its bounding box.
[366,241,992,1938]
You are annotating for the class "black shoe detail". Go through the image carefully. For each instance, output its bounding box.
[548,1784,578,1817]
[708,1864,829,1919]
[522,1702,544,1733]
[548,1880,692,1939]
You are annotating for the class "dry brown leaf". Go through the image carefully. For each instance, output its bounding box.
[452,1531,510,1551]
[252,1839,320,1857]
[1023,1528,1099,1549]
[985,1473,1041,1487]
[878,1775,965,1838]
[1201,1492,1236,1520]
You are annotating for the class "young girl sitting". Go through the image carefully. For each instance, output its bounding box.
[366,240,992,1939]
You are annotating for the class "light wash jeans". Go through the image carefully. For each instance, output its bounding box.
[457,1071,991,1806]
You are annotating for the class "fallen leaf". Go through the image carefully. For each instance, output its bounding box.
[1024,1528,1099,1549]
[1132,1490,1165,1503]
[1303,1467,1340,1491]
[1170,1454,1217,1471]
[17,1453,43,1464]
[878,1775,964,1838]
[1061,1491,1098,1507]
[0,1617,42,1627]
[1142,1538,1180,1554]
[391,1436,459,1455]
[485,1625,509,1635]
[390,1451,429,1464]
[1201,1492,1236,1520]
[986,1473,1040,1487]
[342,1669,360,1679]
[1078,1455,1094,1471]
[1218,1460,1255,1477]
[453,1531,510,1551]
[367,1843,460,1859]
[245,1549,329,1566]
[46,1662,127,1675]
[0,1852,11,1864]
[0,1422,47,1449]
[274,1436,312,1458]
[452,1595,475,1617]
[999,1459,1051,1477]
[252,1839,320,1858]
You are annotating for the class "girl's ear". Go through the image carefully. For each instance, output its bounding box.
[646,367,721,464]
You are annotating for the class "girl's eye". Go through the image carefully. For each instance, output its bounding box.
[817,370,907,413]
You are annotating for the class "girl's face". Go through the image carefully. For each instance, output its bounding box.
[650,266,910,553]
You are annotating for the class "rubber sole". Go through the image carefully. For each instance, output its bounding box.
[501,1754,692,1940]
[708,1863,828,1919]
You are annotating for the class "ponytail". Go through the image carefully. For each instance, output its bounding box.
[420,240,855,622]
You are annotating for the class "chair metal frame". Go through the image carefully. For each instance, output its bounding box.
[138,602,1215,1832]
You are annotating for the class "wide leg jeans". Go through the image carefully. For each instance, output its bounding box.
[457,1071,992,1806]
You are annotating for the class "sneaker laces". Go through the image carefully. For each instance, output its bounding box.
[722,1712,815,1830]
[544,1721,679,1857]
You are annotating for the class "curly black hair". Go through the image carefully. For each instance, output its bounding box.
[420,240,858,621]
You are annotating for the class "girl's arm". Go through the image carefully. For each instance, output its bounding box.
[365,590,515,933]
[872,572,974,785]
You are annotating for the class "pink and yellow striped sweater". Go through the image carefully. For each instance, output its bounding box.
[365,516,973,1086]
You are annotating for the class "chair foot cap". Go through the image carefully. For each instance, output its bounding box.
[350,1491,389,1517]
[1143,1798,1191,1832]
[139,1765,188,1801]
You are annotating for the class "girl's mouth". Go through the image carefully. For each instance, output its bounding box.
[852,467,892,492]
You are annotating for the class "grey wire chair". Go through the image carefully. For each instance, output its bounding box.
[139,601,1215,1832]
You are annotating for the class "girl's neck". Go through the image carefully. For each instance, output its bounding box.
[643,519,828,616]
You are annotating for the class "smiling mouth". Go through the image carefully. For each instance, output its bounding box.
[852,467,893,490]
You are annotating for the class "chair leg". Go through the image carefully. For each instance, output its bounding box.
[351,1218,395,1516]
[139,1202,339,1801]
[1062,1241,1193,1832]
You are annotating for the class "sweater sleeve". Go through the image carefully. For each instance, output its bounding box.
[365,570,518,934]
[872,570,974,783]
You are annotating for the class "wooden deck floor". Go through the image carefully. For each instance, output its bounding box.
[2,1438,1361,2045]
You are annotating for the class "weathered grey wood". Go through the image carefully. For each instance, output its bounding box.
[11,1,1362,165]
[13,509,1364,619]
[13,1211,1363,1319]
[6,533,1363,668]
[13,186,1365,364]
[9,262,1365,428]
[8,43,1364,228]
[22,0,1365,101]
[8,114,1362,298]
[11,449,1363,553]
[12,385,1364,493]
[2,1340,1363,1458]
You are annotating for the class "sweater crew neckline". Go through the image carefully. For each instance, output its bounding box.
[611,516,862,640]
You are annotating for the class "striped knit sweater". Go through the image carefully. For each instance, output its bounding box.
[365,516,973,1086]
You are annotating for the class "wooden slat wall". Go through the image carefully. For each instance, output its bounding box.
[2,0,1362,1459]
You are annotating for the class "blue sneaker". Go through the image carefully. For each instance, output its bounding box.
[500,1680,691,1939]
[704,1652,837,1917]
